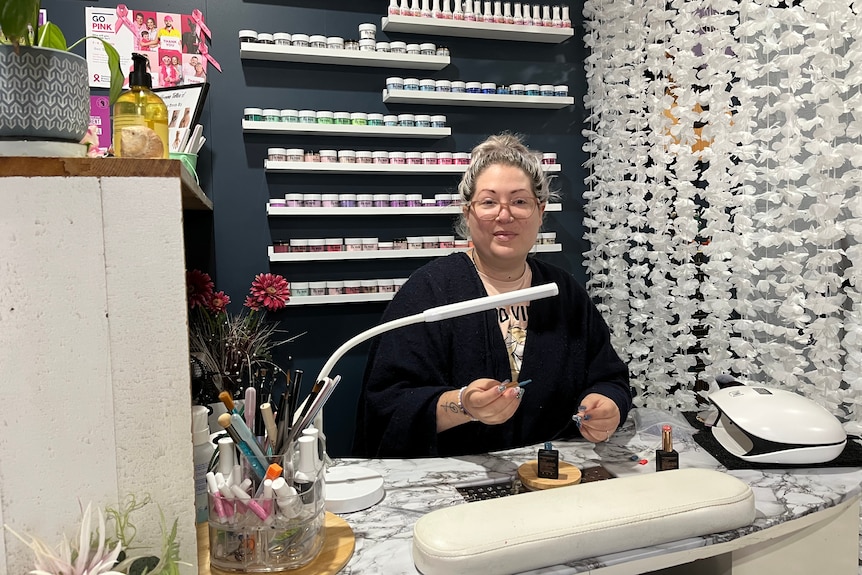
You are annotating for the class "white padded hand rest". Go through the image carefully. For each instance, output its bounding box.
[413,468,755,575]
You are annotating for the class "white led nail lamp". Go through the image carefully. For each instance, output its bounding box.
[294,283,560,513]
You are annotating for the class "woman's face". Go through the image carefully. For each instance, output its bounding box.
[162,55,170,65]
[171,56,179,65]
[146,18,156,30]
[464,163,544,269]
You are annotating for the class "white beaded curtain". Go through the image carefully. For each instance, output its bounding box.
[582,0,862,423]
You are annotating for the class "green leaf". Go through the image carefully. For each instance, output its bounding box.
[0,0,40,46]
[35,22,67,51]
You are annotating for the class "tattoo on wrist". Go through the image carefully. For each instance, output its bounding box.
[443,401,459,414]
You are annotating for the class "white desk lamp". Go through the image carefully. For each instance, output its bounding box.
[295,282,560,513]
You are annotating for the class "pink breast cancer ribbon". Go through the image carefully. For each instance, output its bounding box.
[192,9,212,41]
[191,9,221,72]
[114,5,135,35]
[198,39,222,72]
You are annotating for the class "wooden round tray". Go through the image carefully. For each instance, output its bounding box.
[517,459,582,490]
[198,512,355,575]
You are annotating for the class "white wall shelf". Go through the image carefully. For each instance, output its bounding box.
[380,15,574,43]
[266,204,562,216]
[287,292,396,306]
[269,244,562,262]
[242,120,451,138]
[382,89,573,109]
[264,161,562,174]
[240,42,450,70]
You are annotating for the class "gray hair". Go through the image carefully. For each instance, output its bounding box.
[455,133,558,238]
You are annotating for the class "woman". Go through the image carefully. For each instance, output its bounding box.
[354,133,632,457]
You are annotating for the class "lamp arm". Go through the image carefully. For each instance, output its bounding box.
[313,312,425,385]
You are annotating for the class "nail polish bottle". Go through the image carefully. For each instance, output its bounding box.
[503,2,514,24]
[561,5,571,27]
[537,441,559,479]
[513,3,524,25]
[655,425,679,472]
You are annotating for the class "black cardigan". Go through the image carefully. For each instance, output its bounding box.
[353,252,632,457]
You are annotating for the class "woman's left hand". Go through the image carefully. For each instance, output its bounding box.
[577,393,621,443]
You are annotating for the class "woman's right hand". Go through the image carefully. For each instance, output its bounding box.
[460,378,524,424]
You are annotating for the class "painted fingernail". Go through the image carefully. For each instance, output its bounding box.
[514,388,525,400]
[572,414,582,427]
[578,405,587,412]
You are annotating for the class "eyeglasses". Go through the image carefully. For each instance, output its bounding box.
[469,197,540,220]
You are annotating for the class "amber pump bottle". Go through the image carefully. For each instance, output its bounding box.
[655,424,679,471]
[113,53,169,158]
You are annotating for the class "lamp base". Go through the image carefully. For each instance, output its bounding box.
[325,465,385,513]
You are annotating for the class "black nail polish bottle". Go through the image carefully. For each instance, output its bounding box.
[656,425,679,472]
[537,441,559,479]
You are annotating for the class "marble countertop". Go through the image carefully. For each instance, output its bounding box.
[330,413,862,574]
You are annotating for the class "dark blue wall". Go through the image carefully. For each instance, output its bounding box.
[49,0,589,456]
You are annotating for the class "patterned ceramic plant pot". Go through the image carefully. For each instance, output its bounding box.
[0,45,90,142]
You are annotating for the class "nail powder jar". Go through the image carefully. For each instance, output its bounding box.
[383,115,399,126]
[321,193,339,207]
[319,149,338,163]
[303,193,322,207]
[285,148,304,162]
[325,238,343,251]
[272,241,289,253]
[406,151,422,165]
[344,39,360,50]
[481,82,497,94]
[439,235,455,248]
[290,238,309,252]
[415,114,432,128]
[389,151,406,164]
[238,30,258,43]
[274,32,291,45]
[358,22,377,40]
[554,85,569,97]
[386,76,404,91]
[510,83,525,95]
[378,278,395,292]
[455,239,469,249]
[267,147,286,161]
[368,113,385,126]
[285,193,303,207]
[525,83,540,96]
[316,110,334,124]
[465,81,482,94]
[291,281,309,297]
[309,281,327,296]
[421,151,438,165]
[339,193,357,207]
[263,108,281,122]
[390,193,407,207]
[299,109,316,123]
[419,42,437,55]
[406,43,421,54]
[327,36,344,50]
[454,152,471,165]
[403,77,420,91]
[304,151,320,162]
[308,238,325,253]
[435,79,451,92]
[309,34,327,48]
[361,280,379,293]
[390,41,407,53]
[422,236,439,249]
[337,149,357,163]
[376,41,391,52]
[359,39,377,51]
[372,151,390,164]
[421,198,436,208]
[357,194,373,208]
[350,112,368,126]
[373,193,390,207]
[393,237,408,249]
[257,33,274,44]
[406,194,422,207]
[291,33,309,47]
[542,152,557,165]
[378,241,394,251]
[270,197,286,208]
[281,108,299,122]
[431,114,447,128]
[334,111,351,125]
[243,107,263,121]
[540,84,555,96]
[344,238,363,252]
[398,113,415,127]
[420,79,436,92]
[407,236,424,249]
[437,151,453,165]
[361,237,379,251]
[435,193,450,206]
[327,280,344,295]
[343,280,361,295]
[451,80,466,93]
[356,150,373,164]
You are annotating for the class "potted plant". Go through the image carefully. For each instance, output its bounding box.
[0,0,123,144]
